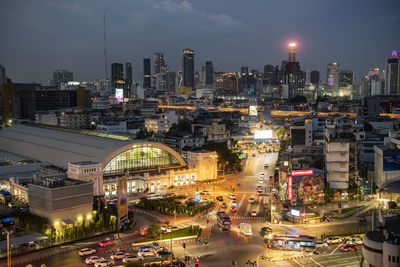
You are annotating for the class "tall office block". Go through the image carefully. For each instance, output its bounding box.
[52,70,73,86]
[0,64,7,84]
[111,63,124,88]
[288,43,296,63]
[125,63,132,86]
[205,61,214,86]
[154,53,168,75]
[310,71,320,84]
[327,62,340,93]
[143,58,151,89]
[385,51,400,95]
[182,49,195,88]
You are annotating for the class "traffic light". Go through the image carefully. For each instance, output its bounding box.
[195,258,200,267]
[182,242,186,249]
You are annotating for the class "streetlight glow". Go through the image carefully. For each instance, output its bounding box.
[289,42,296,47]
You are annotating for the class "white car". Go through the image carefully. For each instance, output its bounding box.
[249,196,255,204]
[325,236,342,244]
[251,210,257,216]
[259,179,264,184]
[260,173,265,178]
[239,223,252,236]
[228,193,236,199]
[138,248,157,257]
[123,255,144,263]
[85,256,102,264]
[315,241,328,248]
[79,248,96,256]
[346,238,362,245]
[94,260,110,267]
[111,251,126,260]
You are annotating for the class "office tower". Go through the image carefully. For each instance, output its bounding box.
[239,67,256,94]
[125,63,132,86]
[327,62,340,94]
[310,71,320,84]
[288,43,296,62]
[263,64,276,85]
[338,69,354,97]
[2,83,40,124]
[0,64,6,84]
[154,52,168,75]
[52,70,73,86]
[222,73,238,95]
[143,58,151,88]
[111,63,124,88]
[385,51,400,95]
[165,72,176,92]
[205,61,214,86]
[284,62,305,98]
[182,49,195,88]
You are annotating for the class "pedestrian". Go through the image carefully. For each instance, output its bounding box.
[246,260,249,267]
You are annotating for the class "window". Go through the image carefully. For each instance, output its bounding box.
[392,256,395,263]
[389,255,391,262]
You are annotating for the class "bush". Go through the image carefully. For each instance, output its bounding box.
[388,201,397,209]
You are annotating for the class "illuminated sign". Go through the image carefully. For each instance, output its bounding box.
[288,176,292,200]
[249,106,257,116]
[194,192,200,203]
[291,170,313,176]
[118,176,128,221]
[115,88,124,102]
[284,161,289,167]
[254,130,273,139]
[290,209,300,217]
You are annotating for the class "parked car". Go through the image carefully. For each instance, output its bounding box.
[111,251,126,260]
[157,250,174,258]
[85,256,102,264]
[200,190,211,195]
[346,238,362,245]
[95,259,112,267]
[341,244,359,252]
[123,255,143,263]
[315,241,328,248]
[79,248,96,256]
[138,248,157,257]
[216,196,223,201]
[98,238,115,247]
[325,236,342,244]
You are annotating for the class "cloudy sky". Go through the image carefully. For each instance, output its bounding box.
[1,0,399,84]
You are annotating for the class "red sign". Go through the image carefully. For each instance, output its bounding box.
[288,176,293,200]
[291,169,313,176]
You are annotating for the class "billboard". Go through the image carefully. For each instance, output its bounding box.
[118,176,128,220]
[290,209,300,217]
[254,130,273,139]
[115,88,124,103]
[287,176,293,200]
[249,105,257,116]
[289,169,324,203]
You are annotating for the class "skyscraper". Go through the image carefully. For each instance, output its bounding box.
[327,62,340,93]
[205,61,214,87]
[52,70,73,86]
[0,64,7,84]
[125,62,132,86]
[111,63,124,88]
[154,52,168,75]
[288,43,296,62]
[310,71,320,84]
[385,51,400,95]
[264,64,279,85]
[338,69,354,97]
[143,58,151,88]
[182,49,194,88]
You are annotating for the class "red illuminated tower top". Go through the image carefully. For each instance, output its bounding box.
[288,43,296,62]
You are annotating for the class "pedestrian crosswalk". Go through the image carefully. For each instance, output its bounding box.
[229,216,266,220]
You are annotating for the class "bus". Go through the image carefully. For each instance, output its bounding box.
[266,235,315,250]
[217,212,231,230]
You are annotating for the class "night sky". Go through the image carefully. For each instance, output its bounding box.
[1,0,399,84]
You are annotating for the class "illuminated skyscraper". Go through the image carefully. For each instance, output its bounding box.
[327,62,340,93]
[154,52,168,75]
[205,61,214,86]
[143,58,151,88]
[111,63,123,88]
[385,51,400,95]
[288,43,296,62]
[182,49,195,88]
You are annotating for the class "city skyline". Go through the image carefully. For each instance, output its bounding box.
[1,0,400,84]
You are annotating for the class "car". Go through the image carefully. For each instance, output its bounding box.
[138,245,157,251]
[138,248,157,257]
[123,255,143,263]
[315,241,328,248]
[8,202,17,209]
[157,250,174,258]
[228,194,236,199]
[251,210,257,216]
[79,248,96,256]
[325,236,342,244]
[341,244,359,252]
[259,179,264,184]
[98,238,115,247]
[85,255,102,264]
[261,226,272,234]
[216,196,223,201]
[230,206,237,212]
[249,196,255,204]
[221,202,227,209]
[346,238,362,245]
[95,259,112,267]
[260,173,265,178]
[264,163,269,168]
[252,154,256,157]
[200,190,211,195]
[238,223,252,236]
[111,251,126,260]
[231,201,238,208]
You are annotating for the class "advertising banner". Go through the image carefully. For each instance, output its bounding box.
[287,176,293,200]
[118,176,128,220]
[289,169,324,203]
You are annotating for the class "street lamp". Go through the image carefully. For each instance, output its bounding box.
[3,229,13,267]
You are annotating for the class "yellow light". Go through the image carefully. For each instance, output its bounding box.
[86,214,92,220]
[77,216,83,221]
[289,43,296,47]
[54,221,60,226]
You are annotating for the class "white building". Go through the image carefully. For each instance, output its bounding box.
[145,111,178,133]
[96,121,127,133]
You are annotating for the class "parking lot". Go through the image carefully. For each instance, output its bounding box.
[289,250,366,267]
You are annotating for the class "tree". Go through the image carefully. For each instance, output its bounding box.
[136,128,154,140]
[168,119,192,133]
[323,187,335,203]
[276,128,285,140]
[147,224,160,237]
[388,201,397,210]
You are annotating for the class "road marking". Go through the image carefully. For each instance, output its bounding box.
[293,258,305,267]
[310,258,324,267]
[330,243,342,255]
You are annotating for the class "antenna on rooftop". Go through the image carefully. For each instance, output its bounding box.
[103,12,108,79]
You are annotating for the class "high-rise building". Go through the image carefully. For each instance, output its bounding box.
[111,63,124,88]
[0,64,7,84]
[310,71,320,84]
[143,58,151,89]
[222,73,238,95]
[263,65,279,85]
[288,43,296,62]
[125,63,132,86]
[284,62,305,98]
[154,53,168,75]
[338,69,354,97]
[182,49,195,88]
[52,70,73,86]
[327,62,340,93]
[385,51,400,95]
[205,61,214,86]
